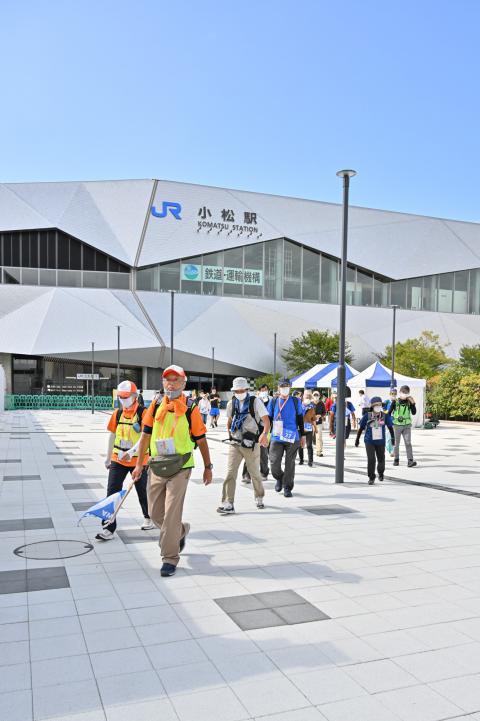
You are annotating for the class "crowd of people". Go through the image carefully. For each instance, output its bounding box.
[98,368,418,577]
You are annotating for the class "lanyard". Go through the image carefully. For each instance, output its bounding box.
[276,397,289,419]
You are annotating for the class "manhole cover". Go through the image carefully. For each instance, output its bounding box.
[13,540,94,560]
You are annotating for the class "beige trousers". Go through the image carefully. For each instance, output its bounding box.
[222,443,265,503]
[315,426,323,455]
[147,467,191,566]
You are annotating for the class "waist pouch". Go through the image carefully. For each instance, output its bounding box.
[241,430,259,449]
[148,452,191,478]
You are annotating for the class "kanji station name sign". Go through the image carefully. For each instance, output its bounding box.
[181,263,263,286]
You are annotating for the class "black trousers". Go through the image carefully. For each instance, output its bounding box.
[104,461,149,533]
[298,431,313,464]
[269,440,300,491]
[365,443,385,480]
[242,444,270,479]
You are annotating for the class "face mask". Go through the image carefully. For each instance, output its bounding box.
[373,404,382,413]
[259,391,269,400]
[279,387,290,397]
[234,392,247,401]
[399,393,407,400]
[119,396,135,408]
[166,388,182,400]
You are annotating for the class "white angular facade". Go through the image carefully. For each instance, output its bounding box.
[0,179,479,394]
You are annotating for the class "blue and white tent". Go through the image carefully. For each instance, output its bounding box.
[307,362,359,389]
[290,364,329,388]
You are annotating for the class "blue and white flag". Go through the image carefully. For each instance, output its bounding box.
[77,490,127,524]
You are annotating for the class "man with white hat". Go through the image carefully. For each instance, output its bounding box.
[217,377,270,515]
[96,380,153,541]
[133,365,212,577]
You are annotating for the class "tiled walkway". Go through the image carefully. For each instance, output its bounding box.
[1,410,480,720]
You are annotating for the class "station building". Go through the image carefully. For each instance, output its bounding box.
[0,178,478,395]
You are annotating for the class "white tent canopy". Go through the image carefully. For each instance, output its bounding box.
[348,361,426,427]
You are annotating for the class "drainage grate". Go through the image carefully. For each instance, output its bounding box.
[14,539,94,560]
[301,504,356,515]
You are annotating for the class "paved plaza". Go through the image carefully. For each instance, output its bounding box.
[2,409,480,721]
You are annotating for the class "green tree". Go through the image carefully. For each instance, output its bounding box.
[282,330,353,377]
[459,344,480,373]
[427,364,480,420]
[377,330,452,380]
[253,373,282,390]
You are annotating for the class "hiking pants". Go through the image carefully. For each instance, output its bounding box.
[315,426,323,455]
[365,443,385,480]
[394,424,414,462]
[223,443,265,503]
[104,461,149,533]
[148,467,191,566]
[269,440,300,491]
[298,432,314,464]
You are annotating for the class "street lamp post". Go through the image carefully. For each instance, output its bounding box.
[116,325,121,386]
[273,332,277,384]
[91,341,95,415]
[390,305,399,389]
[170,291,175,366]
[211,347,215,389]
[335,169,357,484]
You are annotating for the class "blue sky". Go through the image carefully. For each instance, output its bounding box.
[1,0,479,221]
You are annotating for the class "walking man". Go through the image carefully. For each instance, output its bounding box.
[312,390,326,457]
[96,380,153,541]
[132,365,213,577]
[269,378,306,497]
[217,378,270,514]
[388,385,417,467]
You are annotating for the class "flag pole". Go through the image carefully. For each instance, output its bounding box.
[105,480,136,527]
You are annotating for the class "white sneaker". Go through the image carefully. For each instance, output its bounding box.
[95,529,114,541]
[217,502,235,514]
[141,519,155,531]
[255,497,265,509]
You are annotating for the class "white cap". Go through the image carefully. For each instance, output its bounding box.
[162,365,187,379]
[231,377,249,391]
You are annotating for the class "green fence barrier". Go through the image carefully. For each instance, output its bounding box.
[5,394,113,410]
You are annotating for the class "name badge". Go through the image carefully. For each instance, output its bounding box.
[155,438,176,455]
[273,420,283,437]
[372,425,383,441]
[280,428,296,444]
[304,422,313,432]
[119,439,133,450]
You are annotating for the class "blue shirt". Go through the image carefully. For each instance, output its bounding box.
[331,401,355,418]
[270,396,300,443]
[359,411,393,445]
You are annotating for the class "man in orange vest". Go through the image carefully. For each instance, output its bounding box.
[96,380,153,541]
[133,365,213,577]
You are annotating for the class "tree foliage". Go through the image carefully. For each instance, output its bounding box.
[377,330,452,380]
[253,373,282,390]
[282,330,353,377]
[427,364,480,420]
[459,344,480,373]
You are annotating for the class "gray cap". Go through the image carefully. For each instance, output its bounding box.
[231,377,249,391]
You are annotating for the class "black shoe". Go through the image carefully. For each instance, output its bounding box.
[275,481,283,492]
[378,475,384,482]
[160,563,177,577]
[408,460,417,467]
[298,461,304,465]
[284,489,293,498]
[308,462,313,467]
[393,459,399,466]
[368,478,375,485]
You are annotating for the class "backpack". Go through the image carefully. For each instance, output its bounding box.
[232,395,261,432]
[116,405,145,429]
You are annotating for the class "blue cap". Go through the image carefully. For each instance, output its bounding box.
[278,377,291,387]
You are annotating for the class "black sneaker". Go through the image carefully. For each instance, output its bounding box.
[308,462,313,467]
[368,478,375,485]
[393,459,399,466]
[160,563,176,577]
[408,460,417,467]
[284,489,293,498]
[378,475,384,482]
[275,481,283,492]
[298,461,304,465]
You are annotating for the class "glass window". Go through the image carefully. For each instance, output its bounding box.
[356,270,373,306]
[468,268,480,314]
[83,245,95,271]
[223,247,244,296]
[422,275,437,311]
[95,251,108,272]
[302,247,320,301]
[21,233,29,267]
[108,272,130,289]
[40,269,56,286]
[373,277,388,306]
[345,265,356,305]
[30,232,38,268]
[320,254,338,304]
[12,234,20,266]
[136,267,158,291]
[4,267,20,284]
[58,270,82,287]
[438,272,453,312]
[181,255,202,294]
[3,233,12,266]
[453,270,468,313]
[244,243,263,298]
[407,278,422,310]
[57,233,69,269]
[70,238,82,269]
[202,251,223,296]
[83,271,108,288]
[390,280,406,308]
[159,261,180,291]
[264,239,283,299]
[283,240,302,299]
[39,231,48,267]
[22,268,39,286]
[47,231,56,269]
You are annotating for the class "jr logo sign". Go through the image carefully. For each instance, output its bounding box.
[151,202,182,220]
